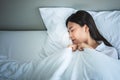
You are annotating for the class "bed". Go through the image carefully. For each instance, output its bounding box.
[0,31,47,62]
[0,0,120,80]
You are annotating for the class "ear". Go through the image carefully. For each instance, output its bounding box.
[83,24,89,33]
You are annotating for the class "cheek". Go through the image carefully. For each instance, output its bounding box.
[75,31,87,43]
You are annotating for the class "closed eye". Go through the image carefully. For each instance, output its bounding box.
[68,27,75,33]
[70,28,75,32]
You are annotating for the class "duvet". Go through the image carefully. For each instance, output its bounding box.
[0,48,120,80]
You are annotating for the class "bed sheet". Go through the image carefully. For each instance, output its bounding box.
[0,48,120,80]
[0,31,47,62]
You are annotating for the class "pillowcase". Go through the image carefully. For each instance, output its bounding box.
[39,8,120,58]
[90,11,120,58]
[39,8,75,55]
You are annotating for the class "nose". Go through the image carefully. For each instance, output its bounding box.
[69,32,73,39]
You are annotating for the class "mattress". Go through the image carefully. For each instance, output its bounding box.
[0,31,47,62]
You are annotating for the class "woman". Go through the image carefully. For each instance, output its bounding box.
[66,10,118,59]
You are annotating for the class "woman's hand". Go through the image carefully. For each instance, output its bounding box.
[68,44,78,52]
[68,43,93,52]
[77,43,93,51]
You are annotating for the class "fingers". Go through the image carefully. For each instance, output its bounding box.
[68,43,92,52]
[77,46,84,51]
[72,45,77,51]
[77,43,84,51]
[68,44,78,52]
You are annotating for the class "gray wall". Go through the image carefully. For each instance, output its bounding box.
[0,0,120,30]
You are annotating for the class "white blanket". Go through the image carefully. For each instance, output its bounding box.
[0,48,120,80]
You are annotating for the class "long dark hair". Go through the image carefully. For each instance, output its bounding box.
[66,10,112,46]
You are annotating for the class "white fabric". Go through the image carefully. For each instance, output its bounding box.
[0,48,120,80]
[0,31,47,62]
[40,8,75,55]
[89,11,120,58]
[39,8,120,58]
[1,8,120,79]
[95,41,118,59]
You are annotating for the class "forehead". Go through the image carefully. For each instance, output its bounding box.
[67,22,79,29]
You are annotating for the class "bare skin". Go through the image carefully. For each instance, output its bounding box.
[67,21,99,52]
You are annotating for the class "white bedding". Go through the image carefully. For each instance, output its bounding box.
[0,8,120,80]
[40,8,120,58]
[0,31,47,62]
[0,48,120,80]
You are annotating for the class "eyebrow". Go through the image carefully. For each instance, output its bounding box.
[68,26,72,30]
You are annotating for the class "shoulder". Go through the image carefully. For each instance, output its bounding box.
[96,41,116,51]
[96,41,118,59]
[105,45,118,59]
[105,45,117,53]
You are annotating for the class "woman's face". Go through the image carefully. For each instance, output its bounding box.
[67,21,88,44]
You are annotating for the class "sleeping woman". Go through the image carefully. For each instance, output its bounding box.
[66,10,118,59]
[0,10,120,80]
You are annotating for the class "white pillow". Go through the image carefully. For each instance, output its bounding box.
[39,8,75,55]
[90,11,120,58]
[39,8,120,58]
